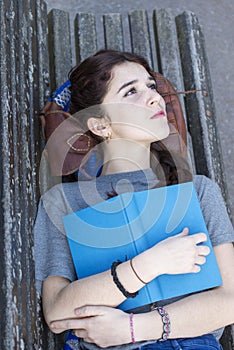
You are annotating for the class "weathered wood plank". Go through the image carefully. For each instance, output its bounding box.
[153,8,196,173]
[48,9,72,90]
[0,0,58,348]
[220,325,234,350]
[103,13,124,51]
[129,9,153,68]
[75,12,97,62]
[176,11,230,210]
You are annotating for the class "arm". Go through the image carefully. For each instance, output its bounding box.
[43,229,208,328]
[50,243,234,347]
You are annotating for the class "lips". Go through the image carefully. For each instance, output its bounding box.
[150,110,166,119]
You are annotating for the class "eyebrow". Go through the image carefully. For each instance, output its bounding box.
[117,76,155,94]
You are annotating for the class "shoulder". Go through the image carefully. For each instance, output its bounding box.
[42,182,78,203]
[41,182,79,213]
[192,175,234,245]
[192,174,227,215]
[193,174,222,202]
[40,176,109,215]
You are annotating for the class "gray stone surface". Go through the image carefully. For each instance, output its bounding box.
[45,0,234,222]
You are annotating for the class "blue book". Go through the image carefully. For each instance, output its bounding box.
[63,182,222,311]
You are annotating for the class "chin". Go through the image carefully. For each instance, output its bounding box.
[153,123,170,141]
[161,129,170,140]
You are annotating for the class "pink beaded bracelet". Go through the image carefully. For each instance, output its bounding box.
[129,313,136,343]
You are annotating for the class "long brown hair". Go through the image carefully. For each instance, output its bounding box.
[68,49,192,187]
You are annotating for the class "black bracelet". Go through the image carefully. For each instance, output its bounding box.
[111,261,138,298]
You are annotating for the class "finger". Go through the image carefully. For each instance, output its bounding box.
[195,256,206,265]
[191,264,201,273]
[50,318,87,331]
[75,305,105,317]
[83,337,93,343]
[197,245,210,256]
[177,227,189,237]
[74,329,88,338]
[192,232,207,244]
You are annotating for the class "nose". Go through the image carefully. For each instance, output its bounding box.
[146,91,161,107]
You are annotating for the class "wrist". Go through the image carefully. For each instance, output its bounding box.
[133,311,162,342]
[133,247,162,283]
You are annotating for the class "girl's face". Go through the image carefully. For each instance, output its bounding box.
[101,62,170,144]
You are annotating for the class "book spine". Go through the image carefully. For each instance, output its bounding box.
[120,194,155,304]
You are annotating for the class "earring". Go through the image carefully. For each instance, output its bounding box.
[105,131,112,142]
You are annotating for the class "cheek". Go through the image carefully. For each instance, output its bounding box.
[104,103,146,123]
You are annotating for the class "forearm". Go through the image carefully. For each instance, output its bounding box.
[167,286,233,338]
[134,285,234,342]
[43,255,153,324]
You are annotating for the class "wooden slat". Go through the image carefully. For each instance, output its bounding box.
[220,325,234,350]
[103,13,124,51]
[48,9,72,90]
[128,9,153,68]
[176,11,230,209]
[0,1,14,347]
[0,0,59,348]
[35,0,55,198]
[35,0,61,348]
[45,8,73,193]
[153,8,184,91]
[75,12,97,62]
[153,8,196,173]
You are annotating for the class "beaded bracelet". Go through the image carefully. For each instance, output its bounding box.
[153,306,171,342]
[111,261,138,298]
[129,313,135,343]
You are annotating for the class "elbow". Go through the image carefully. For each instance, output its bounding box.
[43,308,58,333]
[42,276,72,332]
[44,311,65,334]
[42,296,65,333]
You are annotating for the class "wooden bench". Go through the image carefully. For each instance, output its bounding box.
[0,0,233,348]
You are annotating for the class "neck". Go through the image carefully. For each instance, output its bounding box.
[100,139,152,175]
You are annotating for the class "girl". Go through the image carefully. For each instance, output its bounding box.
[34,50,234,350]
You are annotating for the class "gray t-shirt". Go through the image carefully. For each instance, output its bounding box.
[33,169,234,346]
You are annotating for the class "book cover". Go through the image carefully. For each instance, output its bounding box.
[63,182,222,311]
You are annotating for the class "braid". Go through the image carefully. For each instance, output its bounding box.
[154,150,192,188]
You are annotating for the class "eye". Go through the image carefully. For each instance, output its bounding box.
[148,83,157,90]
[124,87,136,97]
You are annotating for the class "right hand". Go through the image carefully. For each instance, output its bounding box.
[151,228,210,275]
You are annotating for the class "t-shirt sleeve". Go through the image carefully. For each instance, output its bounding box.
[33,192,77,296]
[194,175,234,246]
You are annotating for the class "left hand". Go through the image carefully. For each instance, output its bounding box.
[50,305,132,348]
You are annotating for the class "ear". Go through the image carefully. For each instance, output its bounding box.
[87,117,110,138]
